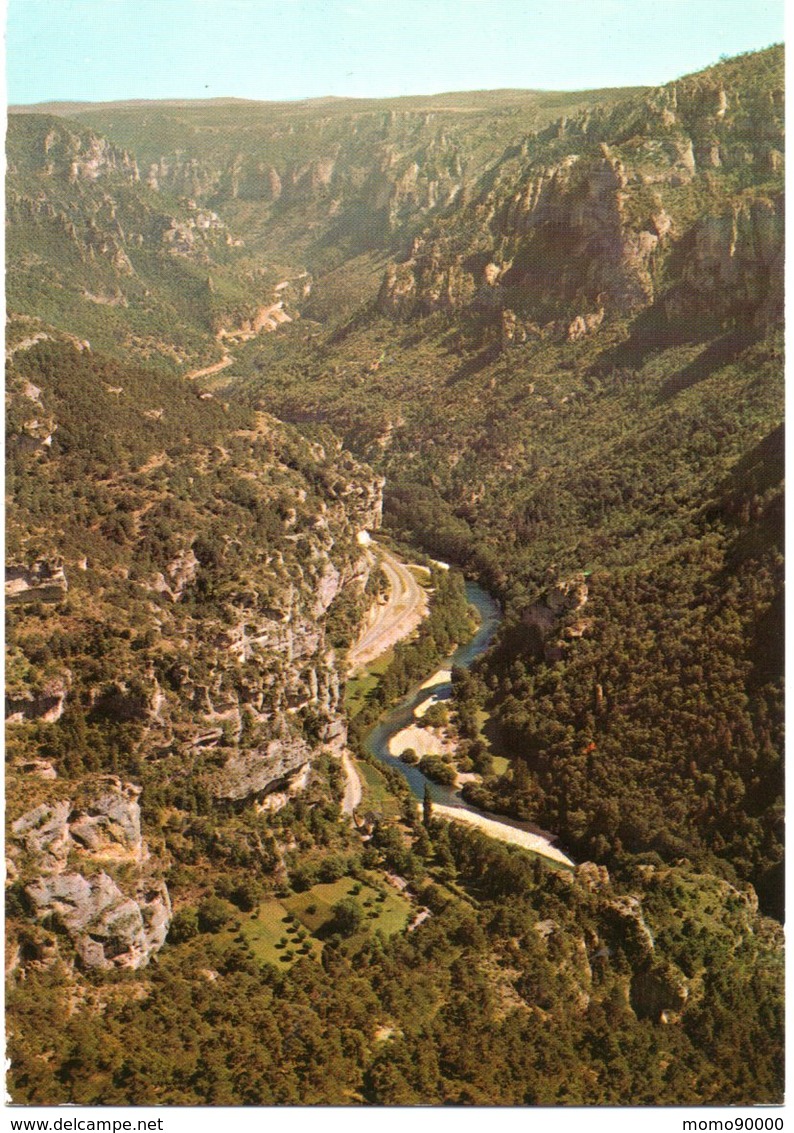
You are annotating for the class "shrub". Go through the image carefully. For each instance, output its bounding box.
[419,755,457,786]
[168,907,199,943]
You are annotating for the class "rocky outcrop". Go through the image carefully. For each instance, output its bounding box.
[568,308,605,340]
[6,671,70,724]
[25,872,170,971]
[12,800,73,873]
[375,54,783,333]
[10,412,57,453]
[523,573,590,661]
[606,894,656,965]
[379,252,476,318]
[313,560,342,617]
[152,547,200,601]
[5,121,139,185]
[6,558,67,601]
[69,781,145,859]
[67,135,139,184]
[211,736,313,802]
[9,777,170,970]
[666,194,784,326]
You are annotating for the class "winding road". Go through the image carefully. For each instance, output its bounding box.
[346,548,428,676]
[340,544,428,818]
[184,354,235,382]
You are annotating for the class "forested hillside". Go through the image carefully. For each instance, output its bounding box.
[7,115,292,372]
[6,45,784,1106]
[233,46,784,909]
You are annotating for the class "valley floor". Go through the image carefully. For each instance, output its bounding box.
[347,549,574,868]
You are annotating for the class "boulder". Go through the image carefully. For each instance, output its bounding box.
[12,801,71,873]
[10,777,170,970]
[69,779,143,860]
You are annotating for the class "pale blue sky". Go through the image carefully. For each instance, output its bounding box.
[6,0,785,106]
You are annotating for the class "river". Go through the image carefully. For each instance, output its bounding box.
[363,580,575,867]
[364,580,502,809]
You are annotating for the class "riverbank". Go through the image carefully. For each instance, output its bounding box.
[349,553,574,869]
[431,804,575,868]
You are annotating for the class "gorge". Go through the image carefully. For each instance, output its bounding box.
[5,44,784,1106]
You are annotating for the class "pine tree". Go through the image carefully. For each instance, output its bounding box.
[423,783,434,828]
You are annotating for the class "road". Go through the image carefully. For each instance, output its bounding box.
[184,353,234,382]
[346,547,429,675]
[342,545,429,817]
[340,548,573,867]
[340,751,362,816]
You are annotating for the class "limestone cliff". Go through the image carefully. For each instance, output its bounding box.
[377,49,783,331]
[10,777,170,971]
[6,322,384,968]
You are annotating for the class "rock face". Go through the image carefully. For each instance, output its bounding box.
[668,195,784,325]
[5,559,68,600]
[379,255,476,318]
[8,123,141,185]
[25,873,170,972]
[376,53,783,332]
[7,323,385,812]
[9,777,170,971]
[6,116,266,376]
[6,325,387,986]
[542,861,782,1029]
[69,781,145,858]
[6,671,70,724]
[152,547,200,602]
[523,573,590,661]
[12,801,73,873]
[5,330,386,976]
[211,737,313,802]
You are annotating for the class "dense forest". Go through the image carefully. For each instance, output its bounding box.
[7,771,784,1105]
[231,47,784,911]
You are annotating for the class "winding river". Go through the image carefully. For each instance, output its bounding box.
[364,580,502,809]
[363,580,575,867]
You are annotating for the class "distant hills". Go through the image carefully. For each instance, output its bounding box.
[11,84,649,116]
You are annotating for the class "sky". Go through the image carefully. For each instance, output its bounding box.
[5,0,786,106]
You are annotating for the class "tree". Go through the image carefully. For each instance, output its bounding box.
[330,897,364,937]
[423,783,434,828]
[168,907,199,943]
[197,897,233,933]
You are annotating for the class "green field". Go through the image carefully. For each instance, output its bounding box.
[231,875,412,968]
[286,875,412,940]
[357,760,402,819]
[233,899,322,967]
[344,648,394,718]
